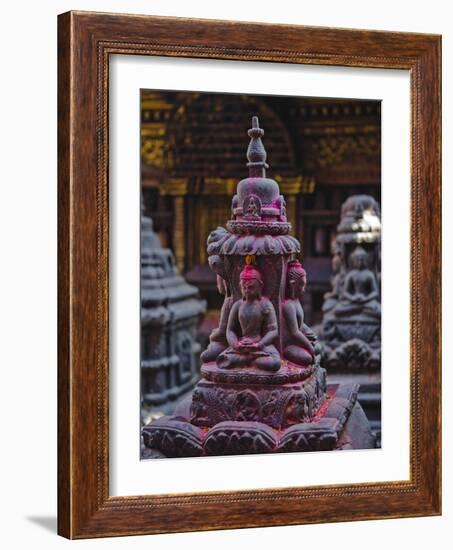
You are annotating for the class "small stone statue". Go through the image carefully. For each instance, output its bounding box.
[244,195,261,217]
[322,242,344,314]
[281,260,315,366]
[333,246,380,319]
[315,196,381,442]
[316,195,381,375]
[142,119,375,458]
[216,263,280,372]
[200,275,233,363]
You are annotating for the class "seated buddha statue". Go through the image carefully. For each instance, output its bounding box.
[281,260,315,367]
[333,246,380,319]
[216,263,280,372]
[200,275,234,363]
[322,243,344,314]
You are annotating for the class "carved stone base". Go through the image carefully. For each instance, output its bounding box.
[142,382,375,458]
[320,338,381,372]
[323,316,380,346]
[190,363,326,429]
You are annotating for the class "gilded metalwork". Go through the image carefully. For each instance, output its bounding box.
[309,135,380,169]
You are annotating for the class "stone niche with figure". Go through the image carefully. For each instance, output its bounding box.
[317,195,381,371]
[142,118,375,458]
[314,194,382,441]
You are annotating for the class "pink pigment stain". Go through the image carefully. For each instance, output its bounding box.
[312,384,338,422]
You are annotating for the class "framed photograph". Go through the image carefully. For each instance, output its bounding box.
[58,11,441,538]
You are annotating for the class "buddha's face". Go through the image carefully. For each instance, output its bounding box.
[247,197,259,213]
[296,276,307,296]
[352,251,368,269]
[240,277,263,300]
[289,275,306,298]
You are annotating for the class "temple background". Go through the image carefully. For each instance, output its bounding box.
[140,90,381,340]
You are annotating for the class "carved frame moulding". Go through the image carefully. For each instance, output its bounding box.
[58,11,441,538]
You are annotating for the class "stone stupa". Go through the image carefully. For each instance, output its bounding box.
[141,201,206,419]
[142,117,375,457]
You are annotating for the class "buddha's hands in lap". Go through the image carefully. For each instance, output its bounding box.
[237,337,263,353]
[352,293,367,303]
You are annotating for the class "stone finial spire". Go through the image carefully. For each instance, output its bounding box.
[247,116,269,177]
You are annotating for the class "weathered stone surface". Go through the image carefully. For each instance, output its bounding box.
[336,402,376,450]
[142,382,372,457]
[200,361,314,385]
[190,366,326,429]
[204,421,277,456]
[142,416,204,458]
[141,205,206,414]
[324,382,359,431]
[278,419,339,453]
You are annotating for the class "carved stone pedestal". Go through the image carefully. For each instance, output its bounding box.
[142,374,373,457]
[191,362,325,429]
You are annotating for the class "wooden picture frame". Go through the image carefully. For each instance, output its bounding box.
[58,11,441,539]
